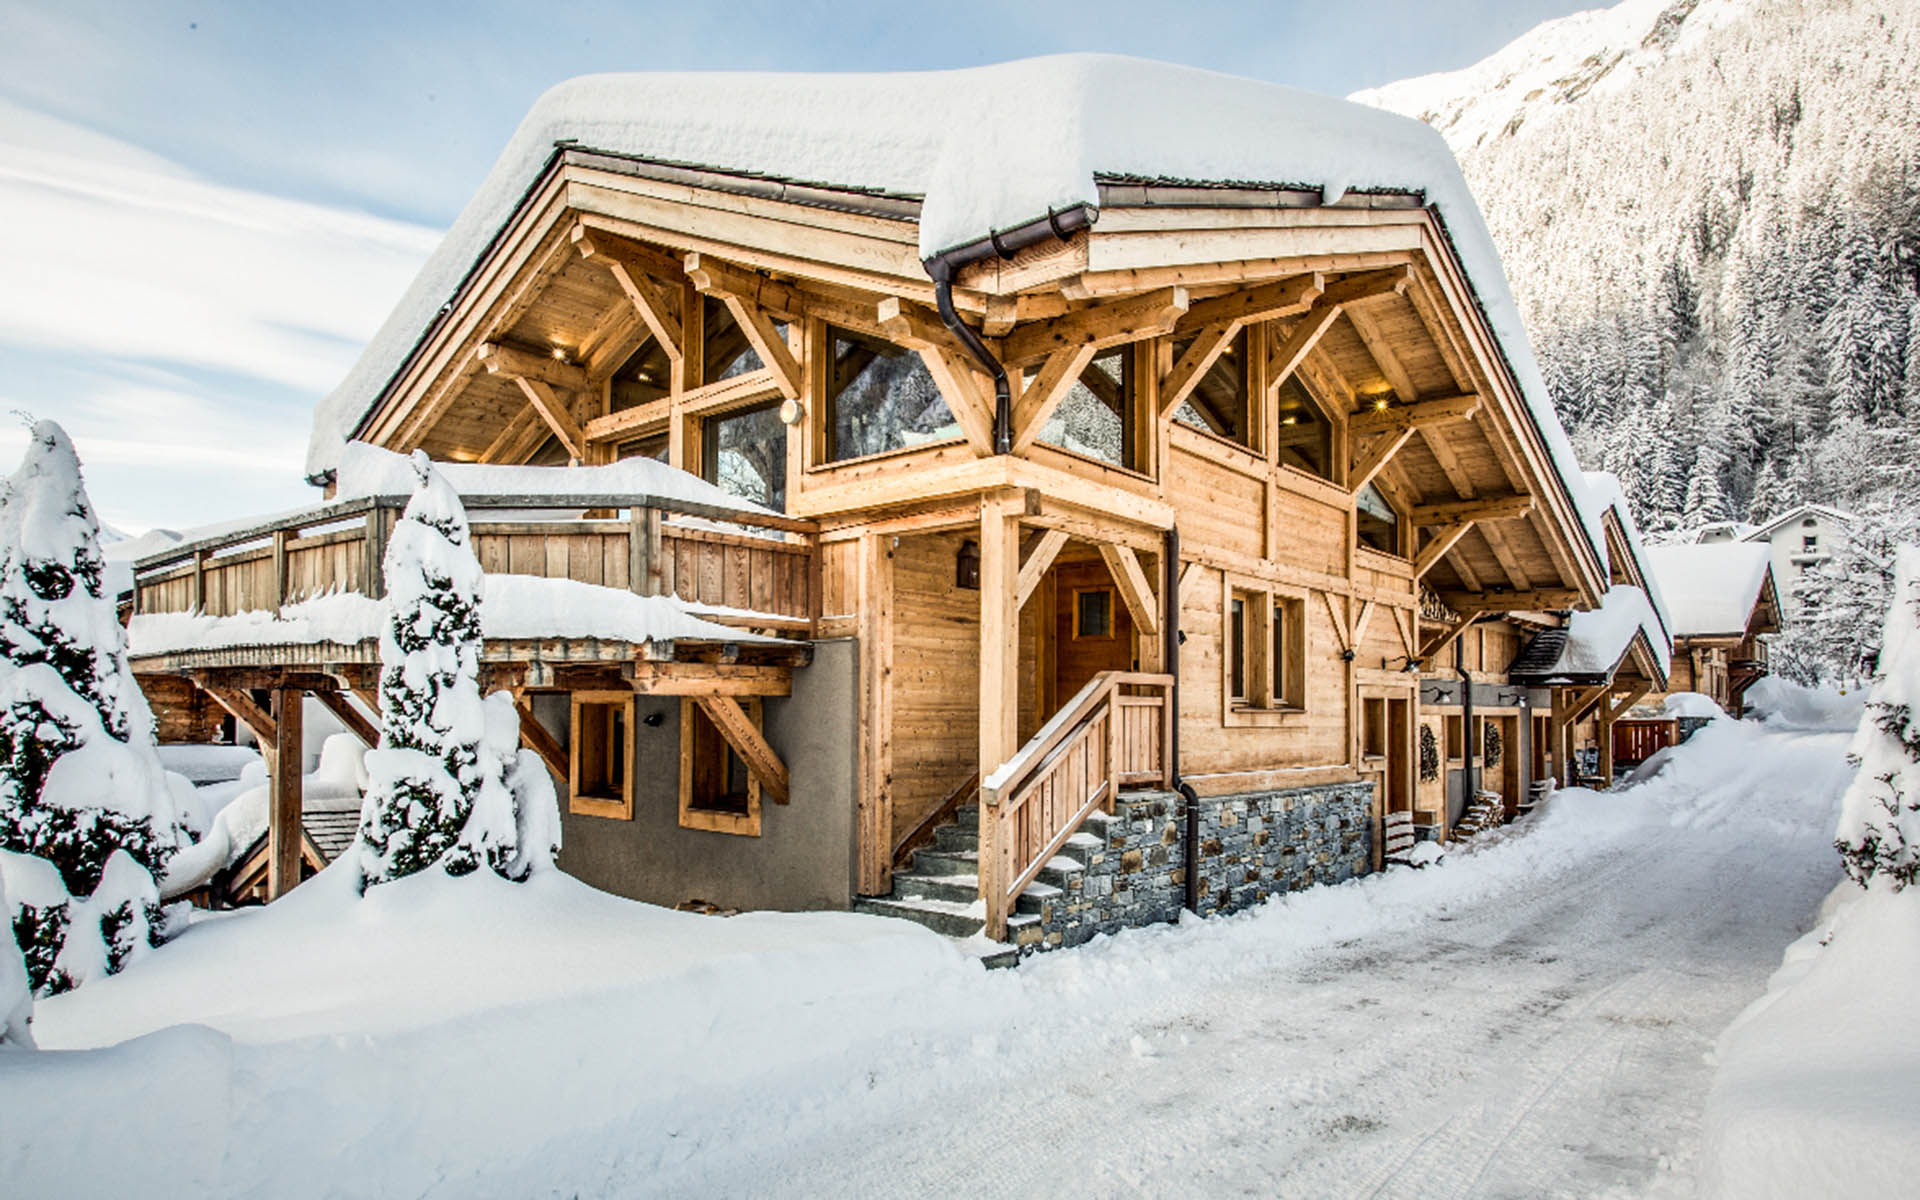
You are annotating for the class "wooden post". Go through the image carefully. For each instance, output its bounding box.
[855,533,894,896]
[628,507,663,595]
[268,687,304,901]
[271,529,291,608]
[365,504,391,598]
[190,548,208,613]
[1550,686,1568,787]
[1598,690,1617,787]
[978,494,1023,940]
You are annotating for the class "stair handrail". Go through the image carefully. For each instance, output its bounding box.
[891,771,980,868]
[979,670,1174,939]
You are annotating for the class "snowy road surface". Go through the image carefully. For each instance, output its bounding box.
[664,723,1853,1200]
[10,721,1854,1200]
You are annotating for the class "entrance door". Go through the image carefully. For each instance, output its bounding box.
[1051,556,1136,703]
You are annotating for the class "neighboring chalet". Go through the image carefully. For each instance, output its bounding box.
[125,57,1657,956]
[1644,543,1780,716]
[1703,503,1853,624]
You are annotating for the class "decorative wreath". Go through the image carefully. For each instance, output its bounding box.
[1418,724,1441,783]
[1484,721,1503,769]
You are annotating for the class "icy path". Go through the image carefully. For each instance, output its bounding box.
[662,725,1854,1200]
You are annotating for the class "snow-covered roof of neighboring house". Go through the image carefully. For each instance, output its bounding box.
[1741,503,1856,543]
[1581,471,1671,647]
[1533,584,1669,682]
[333,442,776,518]
[1687,520,1755,543]
[302,54,1609,582]
[1644,543,1775,639]
[128,575,779,657]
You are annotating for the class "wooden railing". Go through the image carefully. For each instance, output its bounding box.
[131,491,820,636]
[978,671,1174,939]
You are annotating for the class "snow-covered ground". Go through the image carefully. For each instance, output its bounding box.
[1,717,1856,1198]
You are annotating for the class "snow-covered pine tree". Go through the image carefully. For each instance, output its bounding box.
[1836,544,1920,890]
[356,452,558,887]
[0,865,32,1048]
[0,421,182,995]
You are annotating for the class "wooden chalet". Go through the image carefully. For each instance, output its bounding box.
[1645,543,1780,716]
[129,58,1632,952]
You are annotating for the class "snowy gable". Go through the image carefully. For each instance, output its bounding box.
[1551,585,1670,681]
[1583,470,1672,646]
[128,576,777,658]
[305,53,1607,576]
[1644,543,1773,638]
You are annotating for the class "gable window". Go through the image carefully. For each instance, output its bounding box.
[680,699,763,836]
[610,337,670,414]
[1036,345,1141,471]
[1356,482,1402,556]
[1171,328,1254,449]
[702,401,787,511]
[823,327,958,461]
[1073,587,1114,640]
[570,692,635,819]
[1273,375,1334,481]
[1802,535,1817,551]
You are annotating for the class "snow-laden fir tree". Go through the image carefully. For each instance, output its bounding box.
[356,452,559,887]
[1836,545,1920,890]
[0,865,32,1048]
[0,421,183,995]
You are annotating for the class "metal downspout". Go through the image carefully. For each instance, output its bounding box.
[1457,636,1475,833]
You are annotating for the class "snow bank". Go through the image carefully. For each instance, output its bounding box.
[334,440,774,518]
[1645,542,1774,638]
[1743,676,1864,732]
[128,574,774,655]
[1660,691,1724,719]
[304,55,1608,581]
[1700,885,1920,1200]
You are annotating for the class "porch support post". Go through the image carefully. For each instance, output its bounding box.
[978,491,1023,940]
[268,686,305,901]
[1598,689,1617,787]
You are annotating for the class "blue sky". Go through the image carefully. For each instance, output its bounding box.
[0,0,1598,533]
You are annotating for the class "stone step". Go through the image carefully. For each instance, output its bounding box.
[892,872,979,905]
[932,822,980,852]
[851,895,986,940]
[909,847,979,877]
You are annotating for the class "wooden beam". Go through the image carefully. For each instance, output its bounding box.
[1347,393,1482,436]
[1413,522,1475,579]
[1351,598,1378,651]
[1267,305,1344,394]
[1319,264,1413,308]
[575,233,684,361]
[978,493,1023,939]
[1563,682,1611,725]
[1478,519,1535,592]
[269,687,304,902]
[1321,591,1352,653]
[627,662,794,696]
[1015,528,1070,610]
[513,377,586,462]
[1417,426,1477,499]
[1409,494,1534,526]
[1343,300,1419,401]
[1097,543,1160,636]
[195,678,275,747]
[1608,681,1652,723]
[875,295,970,358]
[478,341,590,392]
[512,696,568,780]
[1348,425,1417,493]
[1159,322,1238,417]
[310,688,377,749]
[1010,344,1097,454]
[916,348,998,456]
[1001,286,1188,366]
[1438,588,1582,614]
[481,405,546,464]
[695,695,790,805]
[1418,618,1472,668]
[1174,272,1323,334]
[719,295,803,402]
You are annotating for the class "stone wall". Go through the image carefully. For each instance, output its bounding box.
[1011,780,1375,956]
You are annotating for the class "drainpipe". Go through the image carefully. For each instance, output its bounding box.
[1164,526,1200,919]
[921,206,1097,454]
[1457,636,1476,832]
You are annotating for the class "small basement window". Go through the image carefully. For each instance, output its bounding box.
[680,698,763,836]
[1171,327,1254,450]
[1035,345,1141,470]
[570,692,635,819]
[1073,587,1114,640]
[703,400,787,511]
[824,326,958,461]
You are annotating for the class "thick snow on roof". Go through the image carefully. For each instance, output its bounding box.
[1582,471,1671,646]
[334,442,774,517]
[1558,585,1669,680]
[1742,502,1856,542]
[128,575,776,656]
[304,54,1607,575]
[1644,543,1773,638]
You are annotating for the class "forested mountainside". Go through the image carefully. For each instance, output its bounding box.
[1354,0,1920,543]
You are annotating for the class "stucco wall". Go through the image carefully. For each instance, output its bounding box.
[545,638,859,912]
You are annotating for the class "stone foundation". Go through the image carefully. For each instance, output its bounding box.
[1012,780,1375,956]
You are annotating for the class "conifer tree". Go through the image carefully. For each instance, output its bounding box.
[356,453,558,887]
[0,866,32,1048]
[0,422,182,995]
[1836,545,1920,889]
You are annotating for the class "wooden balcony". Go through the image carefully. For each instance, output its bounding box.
[128,490,821,680]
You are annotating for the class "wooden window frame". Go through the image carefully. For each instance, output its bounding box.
[816,324,965,467]
[1445,713,1464,763]
[679,697,764,837]
[1170,326,1262,455]
[1071,586,1116,640]
[569,690,636,820]
[1361,696,1389,761]
[1221,574,1311,726]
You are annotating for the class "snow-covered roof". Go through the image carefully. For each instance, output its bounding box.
[1741,503,1856,543]
[303,54,1609,581]
[128,575,779,657]
[1548,584,1670,681]
[1582,471,1671,648]
[334,441,775,517]
[1644,543,1775,638]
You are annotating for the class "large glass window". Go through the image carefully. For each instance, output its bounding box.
[609,338,670,413]
[1272,375,1333,481]
[703,297,789,383]
[1356,482,1401,555]
[1036,346,1137,469]
[703,402,787,511]
[1171,328,1253,449]
[824,327,958,461]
